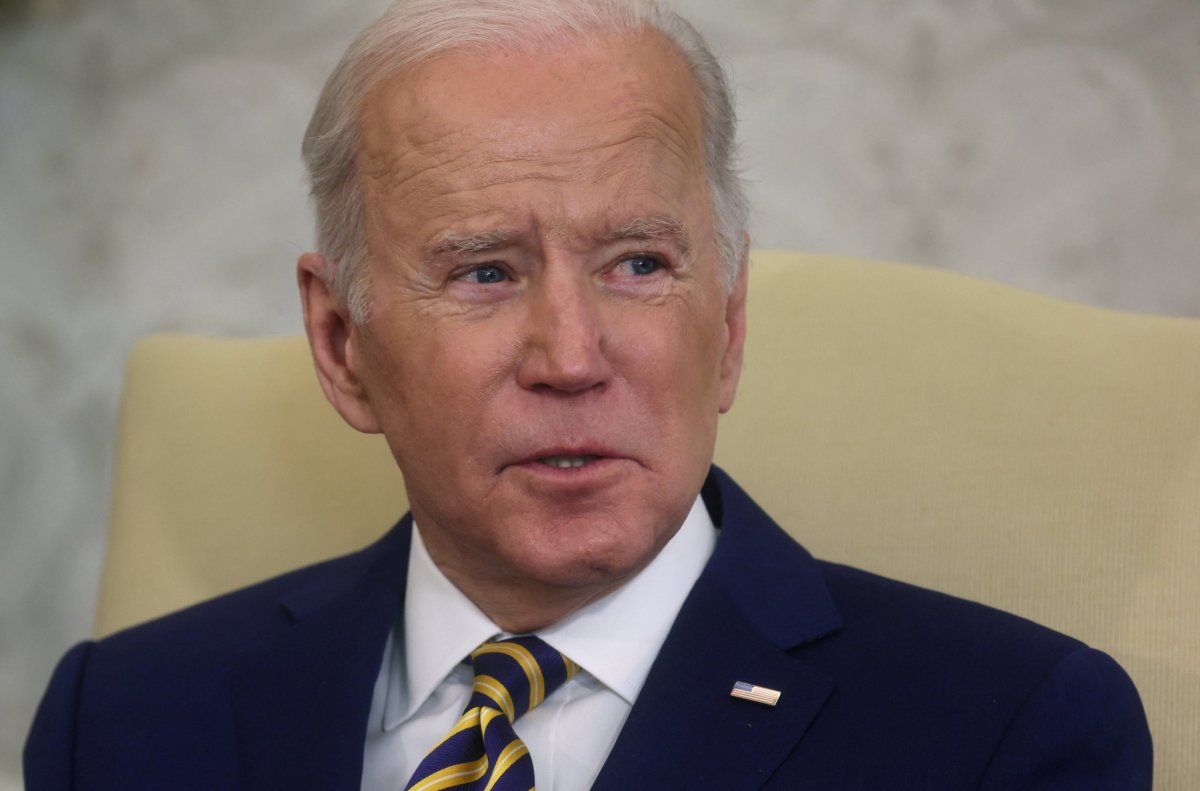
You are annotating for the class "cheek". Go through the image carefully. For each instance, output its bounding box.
[614,303,727,419]
[672,299,728,381]
[376,318,525,463]
[370,314,506,396]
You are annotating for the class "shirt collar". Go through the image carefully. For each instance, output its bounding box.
[384,495,716,729]
[385,523,499,730]
[537,496,716,703]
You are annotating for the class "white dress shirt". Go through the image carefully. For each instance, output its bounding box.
[360,496,717,791]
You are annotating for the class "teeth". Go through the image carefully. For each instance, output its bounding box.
[538,455,599,469]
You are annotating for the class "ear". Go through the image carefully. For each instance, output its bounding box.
[717,239,749,414]
[297,252,381,434]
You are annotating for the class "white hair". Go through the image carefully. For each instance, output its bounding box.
[302,0,749,322]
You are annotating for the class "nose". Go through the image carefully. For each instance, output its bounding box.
[516,269,613,394]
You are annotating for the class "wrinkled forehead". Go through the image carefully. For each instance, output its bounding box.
[354,29,709,197]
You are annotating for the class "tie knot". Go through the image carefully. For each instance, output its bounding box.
[468,635,578,722]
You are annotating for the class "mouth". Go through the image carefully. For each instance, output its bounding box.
[537,454,602,469]
[504,445,623,474]
[502,446,631,492]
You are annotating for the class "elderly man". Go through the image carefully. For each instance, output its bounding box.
[26,1,1151,789]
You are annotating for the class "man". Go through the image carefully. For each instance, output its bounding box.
[26,1,1151,789]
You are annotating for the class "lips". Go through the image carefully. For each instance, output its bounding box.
[538,454,601,468]
[504,444,625,473]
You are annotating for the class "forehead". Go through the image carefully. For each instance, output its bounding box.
[355,30,710,240]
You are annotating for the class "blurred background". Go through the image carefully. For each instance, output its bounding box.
[1,0,1197,785]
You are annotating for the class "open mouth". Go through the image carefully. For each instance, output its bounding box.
[537,454,601,469]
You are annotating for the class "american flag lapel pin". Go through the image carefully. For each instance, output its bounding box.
[730,681,782,707]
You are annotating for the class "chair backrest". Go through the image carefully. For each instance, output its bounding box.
[97,251,1200,787]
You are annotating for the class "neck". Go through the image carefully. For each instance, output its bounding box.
[453,576,625,634]
[413,524,637,634]
[428,552,632,633]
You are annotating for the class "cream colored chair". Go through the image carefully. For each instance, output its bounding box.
[97,252,1200,788]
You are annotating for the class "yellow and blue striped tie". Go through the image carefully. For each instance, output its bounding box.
[404,635,579,791]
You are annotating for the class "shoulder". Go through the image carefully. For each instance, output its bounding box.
[95,525,402,668]
[787,561,1151,788]
[808,558,1101,711]
[50,521,405,720]
[815,559,1085,662]
[25,521,410,788]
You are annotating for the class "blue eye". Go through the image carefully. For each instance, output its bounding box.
[620,255,662,276]
[462,265,508,284]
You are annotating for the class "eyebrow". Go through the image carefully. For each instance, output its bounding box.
[599,215,691,255]
[428,228,516,258]
[425,215,692,261]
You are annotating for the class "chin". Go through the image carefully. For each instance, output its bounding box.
[513,520,670,590]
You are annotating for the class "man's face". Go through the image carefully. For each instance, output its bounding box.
[306,30,746,621]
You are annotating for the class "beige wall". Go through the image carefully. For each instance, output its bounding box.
[2,0,1198,785]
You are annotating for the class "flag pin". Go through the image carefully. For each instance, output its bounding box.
[730,681,782,707]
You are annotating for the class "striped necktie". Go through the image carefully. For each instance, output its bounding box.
[404,635,579,791]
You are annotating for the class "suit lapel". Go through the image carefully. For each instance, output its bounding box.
[592,468,843,791]
[227,469,835,789]
[231,519,411,791]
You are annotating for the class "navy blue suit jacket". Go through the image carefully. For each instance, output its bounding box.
[26,467,1152,789]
